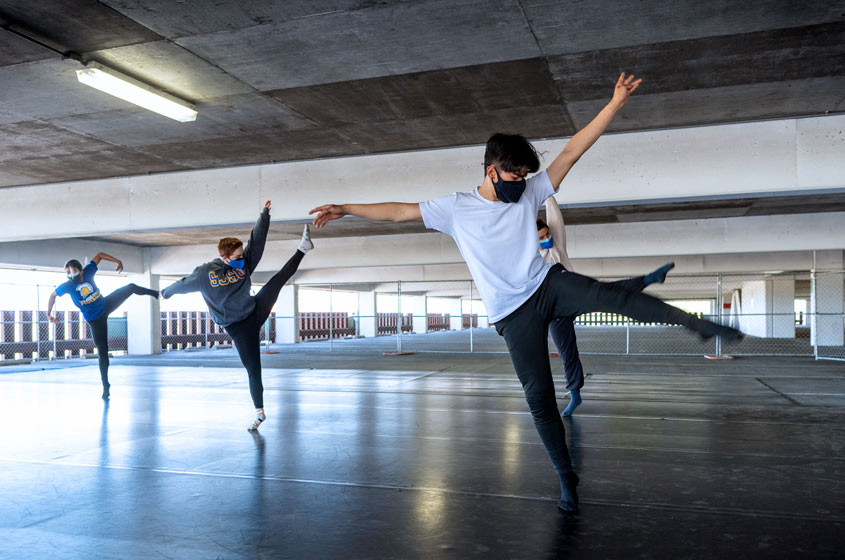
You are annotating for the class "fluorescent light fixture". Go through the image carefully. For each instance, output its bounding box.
[76,62,197,122]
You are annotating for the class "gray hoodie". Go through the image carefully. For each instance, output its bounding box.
[161,208,269,327]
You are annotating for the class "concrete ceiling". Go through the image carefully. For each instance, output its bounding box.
[80,190,845,247]
[0,0,843,188]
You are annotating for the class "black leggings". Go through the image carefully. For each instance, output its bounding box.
[548,275,647,391]
[87,283,159,386]
[226,250,305,409]
[495,265,728,475]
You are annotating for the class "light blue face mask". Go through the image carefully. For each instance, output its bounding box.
[67,271,81,280]
[540,237,554,250]
[227,258,245,270]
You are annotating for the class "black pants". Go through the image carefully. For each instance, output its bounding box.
[225,250,305,409]
[548,275,647,392]
[495,265,714,475]
[88,283,159,387]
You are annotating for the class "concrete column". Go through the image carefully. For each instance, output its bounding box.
[274,284,299,344]
[770,277,796,338]
[408,295,427,334]
[127,248,161,355]
[358,290,377,338]
[811,273,845,346]
[448,298,463,331]
[738,277,796,338]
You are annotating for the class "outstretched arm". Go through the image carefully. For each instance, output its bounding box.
[47,291,59,323]
[547,72,642,191]
[91,251,124,273]
[310,202,422,228]
[160,268,202,299]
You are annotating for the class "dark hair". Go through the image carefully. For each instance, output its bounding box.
[64,259,83,271]
[536,218,548,231]
[484,133,540,174]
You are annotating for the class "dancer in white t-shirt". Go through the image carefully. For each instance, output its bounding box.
[536,200,675,416]
[310,73,742,513]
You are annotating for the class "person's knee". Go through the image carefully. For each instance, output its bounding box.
[525,394,559,423]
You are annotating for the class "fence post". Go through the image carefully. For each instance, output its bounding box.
[469,281,474,353]
[811,270,818,360]
[35,285,41,362]
[329,283,334,352]
[53,305,58,359]
[715,273,723,357]
[397,281,402,353]
[625,318,630,355]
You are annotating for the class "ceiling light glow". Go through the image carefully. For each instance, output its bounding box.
[76,62,197,122]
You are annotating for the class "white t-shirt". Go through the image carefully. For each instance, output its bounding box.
[420,171,555,323]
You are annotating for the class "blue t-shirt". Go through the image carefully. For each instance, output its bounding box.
[55,261,106,321]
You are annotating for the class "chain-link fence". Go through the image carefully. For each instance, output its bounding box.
[159,311,274,352]
[274,272,838,358]
[2,272,843,361]
[0,309,127,361]
[812,271,845,361]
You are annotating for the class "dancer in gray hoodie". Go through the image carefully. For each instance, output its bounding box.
[161,201,313,430]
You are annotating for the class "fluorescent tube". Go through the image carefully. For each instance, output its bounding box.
[76,62,197,122]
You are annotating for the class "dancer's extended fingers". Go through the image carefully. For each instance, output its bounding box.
[629,79,642,93]
[616,72,626,86]
[308,205,330,215]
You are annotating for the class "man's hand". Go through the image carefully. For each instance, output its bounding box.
[48,313,59,323]
[264,200,272,211]
[115,260,124,273]
[309,204,347,228]
[611,72,642,108]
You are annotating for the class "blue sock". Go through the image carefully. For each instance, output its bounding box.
[562,389,582,417]
[644,261,675,286]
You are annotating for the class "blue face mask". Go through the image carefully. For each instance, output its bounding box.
[540,237,554,249]
[227,258,245,270]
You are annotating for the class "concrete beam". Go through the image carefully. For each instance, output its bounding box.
[151,212,845,277]
[287,251,840,285]
[2,115,844,243]
[0,238,145,273]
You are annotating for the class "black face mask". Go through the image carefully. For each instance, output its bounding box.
[492,171,526,203]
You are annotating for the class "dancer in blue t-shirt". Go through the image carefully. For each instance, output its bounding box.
[47,252,159,399]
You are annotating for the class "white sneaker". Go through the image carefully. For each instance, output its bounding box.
[248,412,266,432]
[298,224,314,253]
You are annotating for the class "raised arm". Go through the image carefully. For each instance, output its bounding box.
[546,72,642,191]
[544,197,574,272]
[310,202,422,228]
[244,201,271,274]
[91,251,124,273]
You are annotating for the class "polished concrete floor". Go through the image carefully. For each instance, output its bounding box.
[1,350,844,559]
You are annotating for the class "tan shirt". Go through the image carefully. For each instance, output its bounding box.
[539,197,575,272]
